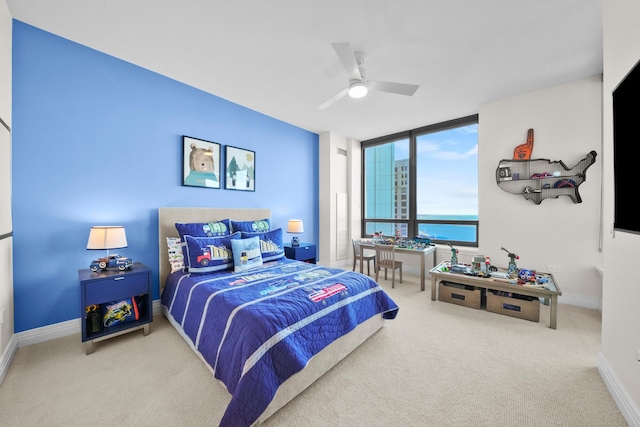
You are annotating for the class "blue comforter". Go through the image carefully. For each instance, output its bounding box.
[161,258,398,426]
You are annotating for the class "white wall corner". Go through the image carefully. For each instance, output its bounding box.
[597,352,640,427]
[559,293,602,311]
[0,332,17,386]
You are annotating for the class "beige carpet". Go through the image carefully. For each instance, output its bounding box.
[0,272,628,426]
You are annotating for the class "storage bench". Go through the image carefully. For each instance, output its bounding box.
[486,290,540,322]
[438,281,483,309]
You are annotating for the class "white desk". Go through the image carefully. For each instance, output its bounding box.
[358,240,437,291]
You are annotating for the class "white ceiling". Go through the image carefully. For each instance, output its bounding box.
[6,0,603,141]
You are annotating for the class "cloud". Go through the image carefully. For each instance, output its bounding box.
[457,125,478,135]
[417,141,478,160]
[433,144,478,160]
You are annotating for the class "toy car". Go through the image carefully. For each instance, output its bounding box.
[90,254,134,272]
[103,301,134,327]
[531,172,554,178]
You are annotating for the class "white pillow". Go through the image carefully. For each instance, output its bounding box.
[167,237,184,273]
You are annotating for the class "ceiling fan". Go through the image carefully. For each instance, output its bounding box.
[317,42,420,110]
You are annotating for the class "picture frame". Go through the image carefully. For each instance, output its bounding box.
[225,146,255,191]
[182,136,221,189]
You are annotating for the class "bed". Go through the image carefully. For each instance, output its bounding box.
[158,207,399,427]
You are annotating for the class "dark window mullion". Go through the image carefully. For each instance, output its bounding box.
[361,115,478,246]
[408,129,417,239]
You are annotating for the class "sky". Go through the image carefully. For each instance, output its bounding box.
[395,123,478,216]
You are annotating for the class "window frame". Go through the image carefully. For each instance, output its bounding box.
[360,114,479,247]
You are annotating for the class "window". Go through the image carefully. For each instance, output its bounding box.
[362,115,478,246]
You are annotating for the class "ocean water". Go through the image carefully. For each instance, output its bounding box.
[418,214,478,242]
[367,215,478,242]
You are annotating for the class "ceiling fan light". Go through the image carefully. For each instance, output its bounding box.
[348,81,368,98]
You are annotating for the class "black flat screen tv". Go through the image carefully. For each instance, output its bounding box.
[612,59,640,235]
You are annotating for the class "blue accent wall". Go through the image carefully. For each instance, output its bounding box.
[11,21,319,333]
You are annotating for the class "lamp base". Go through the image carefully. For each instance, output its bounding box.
[291,236,300,247]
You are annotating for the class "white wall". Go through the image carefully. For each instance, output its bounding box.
[347,136,363,270]
[600,0,640,424]
[478,76,604,309]
[0,0,15,384]
[0,0,9,124]
[319,132,350,267]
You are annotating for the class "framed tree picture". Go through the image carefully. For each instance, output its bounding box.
[225,146,255,191]
[182,136,221,189]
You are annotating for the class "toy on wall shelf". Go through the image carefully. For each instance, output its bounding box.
[513,128,534,160]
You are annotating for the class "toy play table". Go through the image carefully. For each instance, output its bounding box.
[429,261,562,329]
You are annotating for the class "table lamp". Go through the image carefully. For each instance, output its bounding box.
[87,226,128,258]
[287,219,304,247]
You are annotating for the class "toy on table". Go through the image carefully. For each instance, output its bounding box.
[501,247,519,277]
[471,255,491,277]
[518,268,536,282]
[448,243,458,265]
[89,254,133,272]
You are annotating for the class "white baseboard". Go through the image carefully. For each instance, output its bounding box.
[0,299,163,386]
[16,317,81,348]
[0,333,17,385]
[558,292,602,311]
[12,299,164,348]
[597,352,640,427]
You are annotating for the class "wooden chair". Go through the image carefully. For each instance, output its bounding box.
[352,239,376,276]
[374,244,403,288]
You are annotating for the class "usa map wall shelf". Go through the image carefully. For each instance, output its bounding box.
[496,151,597,204]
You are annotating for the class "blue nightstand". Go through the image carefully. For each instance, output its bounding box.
[284,242,316,264]
[79,262,152,354]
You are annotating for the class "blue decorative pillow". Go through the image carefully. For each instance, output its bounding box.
[240,228,285,262]
[175,220,231,239]
[175,220,232,264]
[231,236,263,273]
[231,218,271,233]
[184,232,241,274]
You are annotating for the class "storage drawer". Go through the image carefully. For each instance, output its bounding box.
[85,272,149,304]
[438,281,482,309]
[486,290,540,322]
[284,243,316,263]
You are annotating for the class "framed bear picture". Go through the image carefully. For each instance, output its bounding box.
[182,136,221,189]
[225,145,255,191]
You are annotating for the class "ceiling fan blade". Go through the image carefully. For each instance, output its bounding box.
[317,87,349,110]
[331,42,362,81]
[368,80,419,96]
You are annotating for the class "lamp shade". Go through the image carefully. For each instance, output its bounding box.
[87,226,128,250]
[287,219,304,234]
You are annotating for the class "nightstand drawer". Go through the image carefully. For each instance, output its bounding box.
[289,245,313,258]
[85,273,149,304]
[284,243,316,263]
